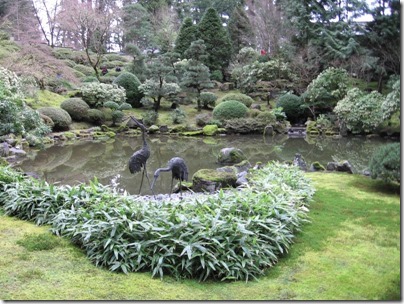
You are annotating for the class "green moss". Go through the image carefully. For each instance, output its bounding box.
[180,130,203,136]
[311,161,325,171]
[63,132,76,140]
[203,124,218,136]
[27,90,66,109]
[192,168,237,186]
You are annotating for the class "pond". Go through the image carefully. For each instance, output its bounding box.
[14,134,395,195]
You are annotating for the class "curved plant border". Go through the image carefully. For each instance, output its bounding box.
[0,162,315,282]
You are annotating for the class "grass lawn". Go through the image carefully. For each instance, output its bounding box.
[0,172,400,300]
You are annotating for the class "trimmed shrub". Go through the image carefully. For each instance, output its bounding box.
[256,111,276,125]
[86,109,105,125]
[213,100,248,121]
[118,102,132,111]
[276,93,305,123]
[211,70,223,82]
[111,110,124,125]
[37,107,72,131]
[199,92,217,108]
[80,82,126,107]
[60,98,90,121]
[218,93,254,108]
[369,143,400,183]
[112,72,143,108]
[103,101,120,110]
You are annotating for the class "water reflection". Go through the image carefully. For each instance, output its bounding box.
[15,134,394,195]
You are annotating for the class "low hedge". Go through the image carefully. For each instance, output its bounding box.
[37,107,72,131]
[0,162,314,282]
[218,93,254,108]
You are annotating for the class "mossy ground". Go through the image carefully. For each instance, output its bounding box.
[0,172,400,300]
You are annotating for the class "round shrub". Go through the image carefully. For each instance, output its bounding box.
[60,98,90,121]
[111,110,124,125]
[213,100,248,121]
[199,92,218,108]
[218,93,254,108]
[369,143,400,183]
[37,107,72,131]
[103,101,120,110]
[276,93,305,123]
[118,102,132,111]
[86,109,105,125]
[112,72,143,108]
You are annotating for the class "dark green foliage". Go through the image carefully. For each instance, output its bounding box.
[213,100,248,121]
[17,233,61,251]
[141,110,158,126]
[118,103,132,111]
[86,109,105,125]
[369,143,400,184]
[228,4,254,55]
[174,17,198,58]
[210,70,223,82]
[218,93,254,108]
[125,44,147,82]
[37,107,72,131]
[113,72,144,108]
[60,98,90,121]
[199,92,217,108]
[111,110,124,126]
[276,93,305,123]
[170,108,187,124]
[0,163,314,281]
[197,7,232,73]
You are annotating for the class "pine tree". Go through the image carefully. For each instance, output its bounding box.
[181,39,213,110]
[228,4,254,56]
[197,7,232,74]
[174,17,198,58]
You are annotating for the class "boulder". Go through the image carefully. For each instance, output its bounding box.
[326,160,354,174]
[217,147,247,164]
[309,161,325,172]
[192,169,237,193]
[219,82,235,91]
[264,125,274,136]
[292,153,307,171]
[159,125,169,133]
[203,124,218,136]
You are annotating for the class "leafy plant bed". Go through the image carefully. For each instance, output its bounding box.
[0,163,314,281]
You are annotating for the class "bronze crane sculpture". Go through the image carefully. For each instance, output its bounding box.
[150,157,189,196]
[128,116,154,196]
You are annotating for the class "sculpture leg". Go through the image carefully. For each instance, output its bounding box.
[144,164,156,198]
[138,168,145,194]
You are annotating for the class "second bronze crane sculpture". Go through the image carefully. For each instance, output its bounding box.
[128,115,189,197]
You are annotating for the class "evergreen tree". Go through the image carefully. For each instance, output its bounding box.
[197,7,232,75]
[228,4,254,56]
[181,39,213,110]
[173,17,198,58]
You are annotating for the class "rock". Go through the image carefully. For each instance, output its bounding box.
[234,160,252,173]
[9,147,26,156]
[192,169,237,193]
[148,125,160,133]
[203,124,218,136]
[217,147,247,164]
[326,162,337,171]
[236,171,248,187]
[159,125,169,133]
[292,153,307,171]
[219,82,235,91]
[309,161,325,172]
[326,161,354,174]
[251,104,262,110]
[336,160,354,174]
[216,166,238,174]
[264,125,273,136]
[0,142,10,157]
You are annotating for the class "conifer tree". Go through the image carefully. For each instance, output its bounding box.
[197,7,232,74]
[173,17,198,58]
[181,39,213,110]
[228,4,254,56]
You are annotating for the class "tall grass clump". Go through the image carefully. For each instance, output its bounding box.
[0,162,314,282]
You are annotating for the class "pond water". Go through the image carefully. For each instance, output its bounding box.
[14,134,395,195]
